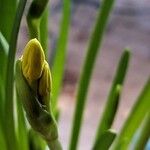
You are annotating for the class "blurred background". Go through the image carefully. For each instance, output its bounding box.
[18,0,150,149]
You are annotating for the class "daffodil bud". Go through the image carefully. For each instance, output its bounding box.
[16,39,62,150]
[21,38,45,83]
[39,61,52,96]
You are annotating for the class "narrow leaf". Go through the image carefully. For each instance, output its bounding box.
[0,32,9,54]
[51,0,71,113]
[0,0,17,41]
[111,78,150,150]
[93,50,130,147]
[0,123,7,150]
[16,91,29,150]
[133,112,150,150]
[93,84,121,149]
[93,129,116,150]
[4,0,27,149]
[0,32,8,79]
[0,32,9,122]
[69,0,116,150]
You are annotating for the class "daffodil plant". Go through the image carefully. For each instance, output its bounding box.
[16,39,62,150]
[0,0,150,150]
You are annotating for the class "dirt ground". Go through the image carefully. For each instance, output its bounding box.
[18,0,150,149]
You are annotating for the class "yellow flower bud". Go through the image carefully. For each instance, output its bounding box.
[39,61,52,96]
[21,38,45,83]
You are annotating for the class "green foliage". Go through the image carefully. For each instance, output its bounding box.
[28,129,46,150]
[111,78,150,150]
[0,0,17,41]
[133,113,150,150]
[51,0,71,113]
[4,1,27,150]
[0,0,149,150]
[93,129,116,150]
[27,0,48,40]
[69,0,115,149]
[93,50,130,148]
[0,32,8,119]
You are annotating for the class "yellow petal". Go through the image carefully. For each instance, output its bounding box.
[39,61,52,96]
[22,38,45,82]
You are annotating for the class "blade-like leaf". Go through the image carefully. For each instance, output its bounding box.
[93,50,130,147]
[0,32,9,54]
[4,0,27,149]
[0,123,7,150]
[111,78,150,150]
[16,91,29,150]
[93,129,116,150]
[93,84,121,149]
[69,0,116,150]
[0,32,8,79]
[0,32,9,123]
[0,0,17,41]
[133,112,150,150]
[51,0,71,113]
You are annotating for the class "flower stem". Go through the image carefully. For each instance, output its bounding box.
[48,139,63,150]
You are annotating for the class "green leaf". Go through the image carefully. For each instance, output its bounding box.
[111,78,150,150]
[0,32,9,123]
[0,32,9,54]
[133,112,150,150]
[51,0,71,113]
[93,50,130,147]
[4,0,27,149]
[0,123,7,150]
[93,129,116,150]
[0,0,18,41]
[93,85,121,149]
[68,0,116,150]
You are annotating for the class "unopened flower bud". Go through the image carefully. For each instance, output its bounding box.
[21,38,45,83]
[39,61,52,96]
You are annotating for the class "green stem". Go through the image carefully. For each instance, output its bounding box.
[69,0,115,150]
[27,0,48,40]
[27,18,40,39]
[48,139,63,150]
[0,0,17,41]
[40,7,49,58]
[4,0,27,149]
